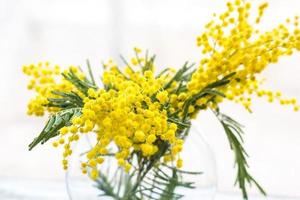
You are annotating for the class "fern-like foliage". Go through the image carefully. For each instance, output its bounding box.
[94,162,201,200]
[61,68,97,95]
[27,55,267,200]
[214,109,266,199]
[29,63,96,151]
[47,91,83,109]
[29,107,81,150]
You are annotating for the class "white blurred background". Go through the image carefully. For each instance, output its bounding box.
[0,0,300,199]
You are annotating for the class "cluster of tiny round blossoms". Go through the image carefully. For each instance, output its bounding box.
[48,58,182,180]
[23,0,300,182]
[22,63,85,115]
[187,0,300,112]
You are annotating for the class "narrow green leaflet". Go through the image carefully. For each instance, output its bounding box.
[86,59,96,85]
[95,172,121,200]
[47,91,83,109]
[94,161,201,200]
[181,73,236,121]
[62,69,97,95]
[214,109,266,199]
[163,62,195,90]
[29,108,81,150]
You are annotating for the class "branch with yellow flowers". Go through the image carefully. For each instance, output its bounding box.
[22,0,300,199]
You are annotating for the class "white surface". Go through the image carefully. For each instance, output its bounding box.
[0,178,299,200]
[0,0,300,197]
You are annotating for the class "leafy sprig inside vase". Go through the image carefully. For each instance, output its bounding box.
[23,1,300,199]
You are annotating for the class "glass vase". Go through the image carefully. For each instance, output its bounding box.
[66,122,217,200]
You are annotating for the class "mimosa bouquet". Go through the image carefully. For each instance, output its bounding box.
[23,1,299,199]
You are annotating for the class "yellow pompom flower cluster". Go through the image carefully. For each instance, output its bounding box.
[23,63,85,116]
[46,56,184,179]
[23,1,300,198]
[188,0,300,112]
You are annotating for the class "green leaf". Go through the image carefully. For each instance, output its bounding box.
[180,72,236,121]
[29,108,81,150]
[167,118,191,128]
[214,109,266,199]
[62,69,97,95]
[142,54,156,73]
[163,62,195,90]
[93,154,201,200]
[47,91,83,109]
[86,59,96,86]
[95,171,121,200]
[120,55,135,73]
[206,72,236,89]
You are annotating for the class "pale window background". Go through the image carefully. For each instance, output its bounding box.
[0,0,300,198]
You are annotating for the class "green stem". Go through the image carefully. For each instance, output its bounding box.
[86,59,96,85]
